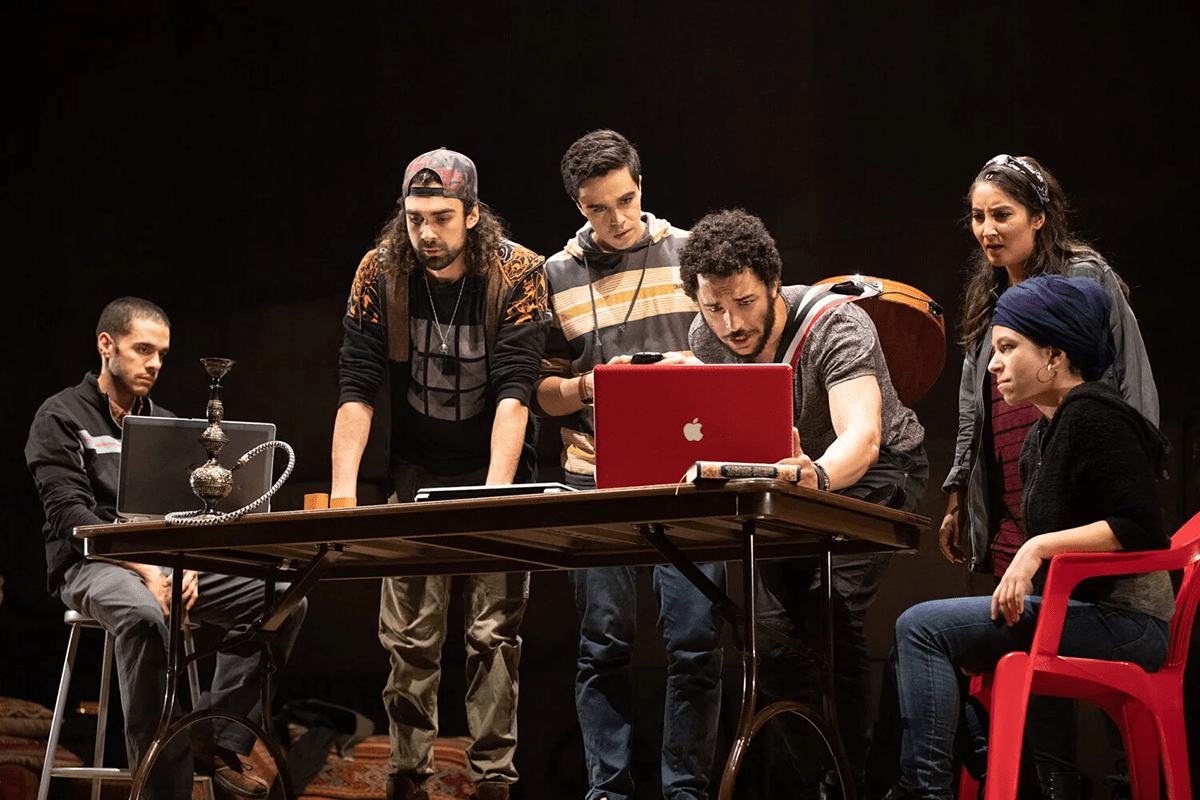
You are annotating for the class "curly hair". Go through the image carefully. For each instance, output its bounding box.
[96,297,170,338]
[679,209,782,300]
[958,155,1126,348]
[560,129,642,201]
[374,169,506,279]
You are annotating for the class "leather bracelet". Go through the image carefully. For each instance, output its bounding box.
[579,373,594,405]
[812,461,830,492]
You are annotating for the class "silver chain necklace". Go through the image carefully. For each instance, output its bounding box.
[423,273,466,355]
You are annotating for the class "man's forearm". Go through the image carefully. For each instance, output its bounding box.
[485,398,529,485]
[331,401,374,499]
[535,374,588,417]
[816,429,880,491]
[819,374,883,492]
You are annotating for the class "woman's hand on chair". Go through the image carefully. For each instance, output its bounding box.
[992,540,1042,625]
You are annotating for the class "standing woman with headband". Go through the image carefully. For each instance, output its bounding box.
[938,155,1160,795]
[882,274,1174,800]
[942,153,1158,576]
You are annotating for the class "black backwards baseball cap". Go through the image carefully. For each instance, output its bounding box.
[403,148,478,205]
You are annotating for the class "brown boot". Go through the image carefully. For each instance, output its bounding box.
[470,780,510,800]
[197,744,269,798]
[387,773,431,800]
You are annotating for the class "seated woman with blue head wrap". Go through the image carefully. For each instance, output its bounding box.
[881,274,1174,800]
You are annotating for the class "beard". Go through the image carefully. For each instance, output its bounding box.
[717,294,778,362]
[108,351,156,398]
[415,241,466,273]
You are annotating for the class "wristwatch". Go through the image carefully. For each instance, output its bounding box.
[812,461,830,492]
[579,373,594,405]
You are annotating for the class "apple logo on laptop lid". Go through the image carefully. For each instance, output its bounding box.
[683,418,703,442]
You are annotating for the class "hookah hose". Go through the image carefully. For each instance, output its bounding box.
[165,441,296,526]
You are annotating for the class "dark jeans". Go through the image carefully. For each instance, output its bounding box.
[758,444,929,790]
[57,560,307,800]
[757,553,893,788]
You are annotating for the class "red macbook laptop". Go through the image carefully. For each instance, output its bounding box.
[592,363,795,489]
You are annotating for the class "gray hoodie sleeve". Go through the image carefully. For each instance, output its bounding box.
[1069,258,1159,427]
[943,350,980,492]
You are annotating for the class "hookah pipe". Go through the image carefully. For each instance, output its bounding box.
[165,358,295,526]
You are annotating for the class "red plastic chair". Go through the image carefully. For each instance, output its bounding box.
[958,511,1200,800]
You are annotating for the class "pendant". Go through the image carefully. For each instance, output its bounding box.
[439,343,448,354]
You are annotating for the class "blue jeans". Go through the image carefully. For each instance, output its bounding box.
[566,465,725,800]
[894,595,1169,799]
[569,564,726,800]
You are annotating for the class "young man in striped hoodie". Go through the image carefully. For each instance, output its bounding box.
[535,129,724,800]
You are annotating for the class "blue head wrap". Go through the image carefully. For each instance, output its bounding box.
[992,274,1115,381]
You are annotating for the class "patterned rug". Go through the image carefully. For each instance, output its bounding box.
[0,696,473,800]
[300,735,473,800]
[0,697,86,800]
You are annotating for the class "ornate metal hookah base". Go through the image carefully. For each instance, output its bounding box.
[188,357,236,514]
[166,357,295,526]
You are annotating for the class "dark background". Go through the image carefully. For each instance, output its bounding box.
[2,3,1197,797]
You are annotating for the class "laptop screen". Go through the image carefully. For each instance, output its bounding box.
[117,417,277,520]
[592,363,794,489]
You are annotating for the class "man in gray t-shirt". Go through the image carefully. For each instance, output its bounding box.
[679,209,929,795]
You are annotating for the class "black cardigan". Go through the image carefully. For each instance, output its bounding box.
[1019,381,1175,621]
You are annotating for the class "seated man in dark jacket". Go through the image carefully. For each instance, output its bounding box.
[25,296,307,800]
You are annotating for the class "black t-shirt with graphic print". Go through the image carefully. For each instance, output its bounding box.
[391,272,494,475]
[339,240,546,485]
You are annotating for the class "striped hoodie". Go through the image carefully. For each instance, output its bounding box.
[536,213,697,476]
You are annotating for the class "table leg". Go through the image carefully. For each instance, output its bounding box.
[716,518,760,800]
[128,544,342,799]
[819,544,855,800]
[702,523,857,800]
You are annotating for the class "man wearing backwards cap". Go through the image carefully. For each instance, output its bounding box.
[331,148,548,800]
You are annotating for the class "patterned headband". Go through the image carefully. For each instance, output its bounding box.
[983,154,1050,207]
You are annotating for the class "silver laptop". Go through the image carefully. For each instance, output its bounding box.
[117,416,277,520]
[413,482,575,502]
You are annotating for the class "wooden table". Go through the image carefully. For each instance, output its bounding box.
[78,480,926,800]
